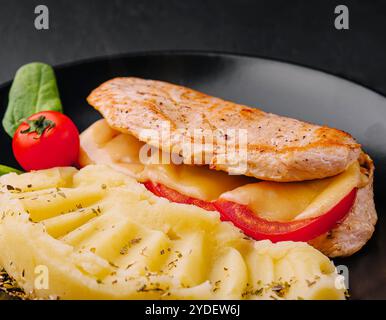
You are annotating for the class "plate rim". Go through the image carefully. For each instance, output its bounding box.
[0,50,385,100]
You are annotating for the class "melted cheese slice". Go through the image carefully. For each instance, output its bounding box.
[221,162,360,221]
[80,120,255,201]
[80,120,363,222]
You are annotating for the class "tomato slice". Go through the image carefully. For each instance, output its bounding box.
[213,188,357,242]
[143,181,217,211]
[144,181,357,242]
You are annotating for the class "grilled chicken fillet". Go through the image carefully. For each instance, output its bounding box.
[87,77,361,182]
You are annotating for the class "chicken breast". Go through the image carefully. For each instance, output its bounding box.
[87,77,361,182]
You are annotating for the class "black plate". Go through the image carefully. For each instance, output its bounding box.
[1,52,386,300]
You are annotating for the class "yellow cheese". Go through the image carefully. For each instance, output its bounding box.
[80,120,362,222]
[221,162,360,221]
[80,120,255,201]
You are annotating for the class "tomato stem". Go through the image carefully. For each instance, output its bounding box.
[20,115,56,137]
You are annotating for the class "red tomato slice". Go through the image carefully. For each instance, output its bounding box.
[143,181,357,242]
[213,188,357,242]
[143,181,216,211]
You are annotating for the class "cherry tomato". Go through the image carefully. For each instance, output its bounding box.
[144,181,357,242]
[12,111,80,171]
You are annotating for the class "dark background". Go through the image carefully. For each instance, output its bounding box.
[0,0,386,95]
